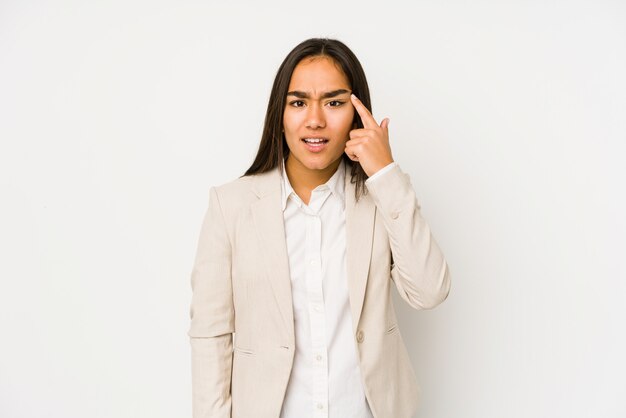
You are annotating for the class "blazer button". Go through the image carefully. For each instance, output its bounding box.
[391,211,399,219]
[356,330,364,343]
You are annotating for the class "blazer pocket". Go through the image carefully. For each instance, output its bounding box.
[234,345,255,356]
[386,323,399,334]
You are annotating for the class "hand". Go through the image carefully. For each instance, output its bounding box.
[345,94,394,177]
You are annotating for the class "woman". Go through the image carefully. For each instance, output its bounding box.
[188,37,451,418]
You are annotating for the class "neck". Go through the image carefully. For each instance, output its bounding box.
[285,156,342,193]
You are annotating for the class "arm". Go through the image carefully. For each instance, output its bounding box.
[188,186,234,417]
[365,163,451,310]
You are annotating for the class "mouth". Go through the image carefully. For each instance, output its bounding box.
[301,137,330,153]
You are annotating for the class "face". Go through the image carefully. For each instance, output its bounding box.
[282,56,355,174]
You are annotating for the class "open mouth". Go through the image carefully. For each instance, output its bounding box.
[301,137,329,144]
[301,137,329,152]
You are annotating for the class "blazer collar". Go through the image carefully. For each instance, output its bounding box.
[250,161,376,346]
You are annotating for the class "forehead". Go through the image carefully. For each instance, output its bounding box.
[288,56,350,90]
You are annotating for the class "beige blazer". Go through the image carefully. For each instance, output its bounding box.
[188,162,451,418]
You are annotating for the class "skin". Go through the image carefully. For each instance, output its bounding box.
[283,55,394,205]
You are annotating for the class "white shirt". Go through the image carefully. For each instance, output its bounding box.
[278,158,397,418]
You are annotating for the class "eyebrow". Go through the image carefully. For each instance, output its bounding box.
[286,89,351,99]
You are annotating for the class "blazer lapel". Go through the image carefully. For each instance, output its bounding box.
[344,170,376,334]
[250,168,294,343]
[250,163,376,344]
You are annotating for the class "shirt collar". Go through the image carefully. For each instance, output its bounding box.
[280,158,346,212]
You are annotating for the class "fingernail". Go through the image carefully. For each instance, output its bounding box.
[351,93,357,100]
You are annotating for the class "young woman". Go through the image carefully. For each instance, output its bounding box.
[188,38,451,418]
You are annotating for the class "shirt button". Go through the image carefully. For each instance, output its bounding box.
[391,210,399,219]
[310,260,317,266]
[317,403,324,409]
[316,354,322,361]
[356,330,364,343]
[314,305,321,312]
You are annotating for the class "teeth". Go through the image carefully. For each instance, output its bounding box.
[303,138,327,143]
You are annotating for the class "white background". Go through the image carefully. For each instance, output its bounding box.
[1,1,624,417]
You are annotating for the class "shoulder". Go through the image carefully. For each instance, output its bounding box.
[210,175,255,213]
[211,167,278,214]
[213,174,254,197]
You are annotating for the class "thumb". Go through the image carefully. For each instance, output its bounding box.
[380,117,390,132]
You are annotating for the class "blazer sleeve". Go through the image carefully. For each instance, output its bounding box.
[365,163,451,310]
[188,186,235,418]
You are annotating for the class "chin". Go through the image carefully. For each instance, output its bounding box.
[303,161,332,170]
[289,149,343,171]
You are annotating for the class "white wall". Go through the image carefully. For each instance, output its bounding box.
[1,1,624,417]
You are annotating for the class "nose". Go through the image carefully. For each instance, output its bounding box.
[305,104,326,129]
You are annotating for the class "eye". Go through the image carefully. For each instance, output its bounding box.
[328,100,344,107]
[289,100,305,107]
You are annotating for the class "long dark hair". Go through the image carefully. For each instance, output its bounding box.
[241,37,373,202]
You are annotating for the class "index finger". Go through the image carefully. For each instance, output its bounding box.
[351,94,378,129]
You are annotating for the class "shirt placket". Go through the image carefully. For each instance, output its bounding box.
[303,196,329,418]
